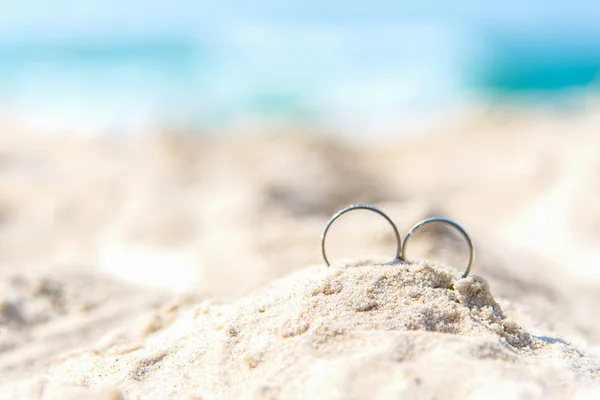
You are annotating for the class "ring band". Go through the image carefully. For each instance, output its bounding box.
[401,216,475,278]
[321,204,402,266]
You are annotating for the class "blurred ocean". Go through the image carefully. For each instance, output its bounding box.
[1,24,599,135]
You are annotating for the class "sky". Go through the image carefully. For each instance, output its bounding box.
[1,0,600,40]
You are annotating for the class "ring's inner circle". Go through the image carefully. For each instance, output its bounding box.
[321,205,401,266]
[401,218,473,278]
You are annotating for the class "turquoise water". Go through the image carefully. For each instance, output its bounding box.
[1,27,599,133]
[476,32,600,92]
[0,38,207,131]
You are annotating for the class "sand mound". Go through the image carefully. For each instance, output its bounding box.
[0,272,171,385]
[9,261,600,399]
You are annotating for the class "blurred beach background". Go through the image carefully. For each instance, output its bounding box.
[1,1,600,136]
[2,0,600,393]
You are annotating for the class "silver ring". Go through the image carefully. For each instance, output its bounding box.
[321,204,402,266]
[401,217,475,278]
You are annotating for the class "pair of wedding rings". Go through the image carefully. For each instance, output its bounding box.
[320,204,475,278]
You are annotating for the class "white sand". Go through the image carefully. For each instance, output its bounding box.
[1,107,600,398]
[5,261,600,399]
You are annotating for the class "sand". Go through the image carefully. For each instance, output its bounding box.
[1,106,600,398]
[4,261,600,399]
